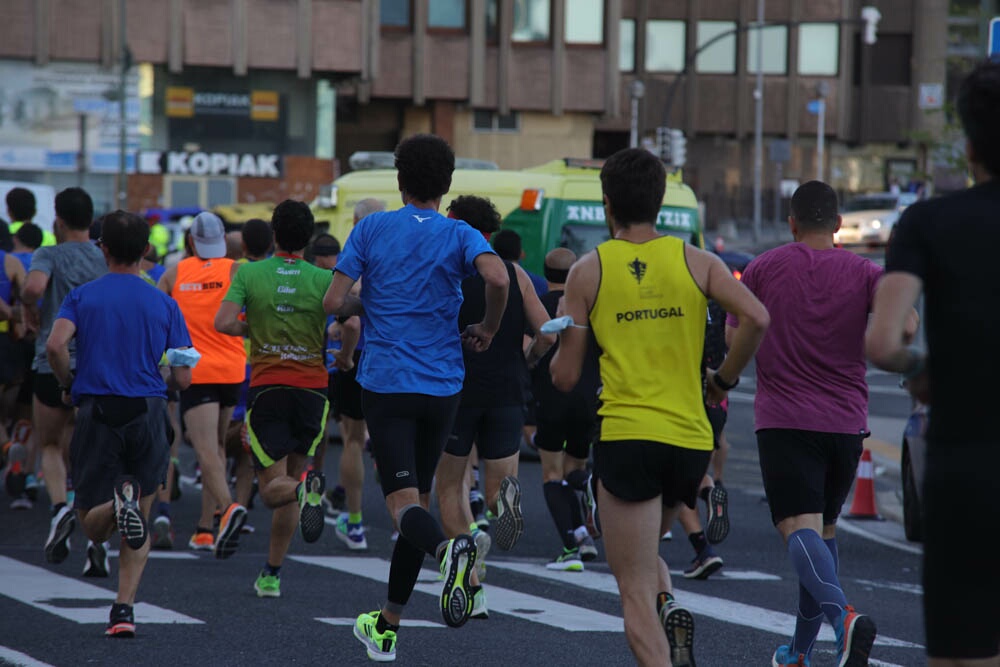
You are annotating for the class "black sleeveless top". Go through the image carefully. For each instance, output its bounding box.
[531,288,601,404]
[457,261,527,407]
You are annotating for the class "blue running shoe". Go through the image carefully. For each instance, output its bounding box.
[772,644,810,666]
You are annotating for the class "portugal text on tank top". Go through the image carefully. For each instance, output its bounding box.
[172,256,246,384]
[590,236,712,451]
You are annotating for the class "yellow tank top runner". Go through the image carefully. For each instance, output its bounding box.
[590,235,713,451]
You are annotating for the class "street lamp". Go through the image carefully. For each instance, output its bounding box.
[629,79,645,149]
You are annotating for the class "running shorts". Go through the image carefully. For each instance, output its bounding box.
[594,439,711,507]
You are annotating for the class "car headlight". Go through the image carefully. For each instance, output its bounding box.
[870,219,881,230]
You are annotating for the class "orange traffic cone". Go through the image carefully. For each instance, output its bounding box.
[846,448,884,520]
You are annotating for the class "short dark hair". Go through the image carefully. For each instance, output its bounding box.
[492,229,522,261]
[958,60,1000,177]
[99,210,149,265]
[447,195,502,235]
[242,218,273,257]
[14,222,43,250]
[271,199,314,252]
[55,187,94,231]
[600,148,666,227]
[6,188,36,222]
[395,134,454,202]
[310,233,341,257]
[790,180,840,232]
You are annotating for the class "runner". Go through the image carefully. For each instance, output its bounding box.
[866,60,1000,667]
[0,240,28,500]
[159,212,248,558]
[325,134,509,661]
[550,147,769,666]
[215,199,333,598]
[727,180,881,666]
[44,210,193,636]
[21,187,107,566]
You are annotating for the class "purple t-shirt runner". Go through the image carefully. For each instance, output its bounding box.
[726,243,882,434]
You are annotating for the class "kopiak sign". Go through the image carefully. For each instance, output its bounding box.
[138,150,281,178]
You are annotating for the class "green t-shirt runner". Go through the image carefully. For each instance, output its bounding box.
[223,254,332,390]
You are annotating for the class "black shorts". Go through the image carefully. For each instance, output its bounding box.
[534,393,597,460]
[179,382,242,415]
[706,402,728,449]
[362,390,460,496]
[331,351,364,421]
[922,440,1000,659]
[594,440,711,507]
[756,428,864,526]
[445,404,524,460]
[0,333,20,385]
[70,395,170,510]
[246,385,329,469]
[34,372,73,410]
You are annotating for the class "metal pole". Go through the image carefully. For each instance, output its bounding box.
[752,0,764,243]
[78,114,87,187]
[774,161,782,226]
[630,96,639,148]
[117,0,127,209]
[816,97,825,182]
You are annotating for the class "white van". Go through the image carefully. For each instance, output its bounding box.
[0,180,57,233]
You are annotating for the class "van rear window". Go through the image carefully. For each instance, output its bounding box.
[558,224,689,256]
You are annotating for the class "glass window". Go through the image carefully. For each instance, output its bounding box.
[619,19,635,71]
[486,0,499,42]
[380,0,410,27]
[566,0,603,44]
[429,0,466,29]
[747,24,787,74]
[473,110,494,130]
[798,23,839,75]
[512,0,551,42]
[473,110,520,132]
[645,20,686,72]
[696,21,736,74]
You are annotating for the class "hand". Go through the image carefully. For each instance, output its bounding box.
[327,321,343,342]
[461,322,496,352]
[902,370,931,405]
[333,348,355,372]
[60,388,73,406]
[704,369,729,406]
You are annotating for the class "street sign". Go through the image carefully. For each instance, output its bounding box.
[806,99,822,115]
[990,17,999,59]
[918,83,944,110]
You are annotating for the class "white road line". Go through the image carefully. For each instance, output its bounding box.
[487,561,922,651]
[0,556,203,625]
[107,550,197,560]
[836,519,923,555]
[316,617,445,629]
[291,555,624,632]
[0,646,56,667]
[852,579,922,596]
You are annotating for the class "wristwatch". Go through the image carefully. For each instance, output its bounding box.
[712,371,739,391]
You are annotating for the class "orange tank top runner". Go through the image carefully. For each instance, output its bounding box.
[172,256,247,385]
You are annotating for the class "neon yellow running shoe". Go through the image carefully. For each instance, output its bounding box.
[254,572,281,598]
[353,611,396,662]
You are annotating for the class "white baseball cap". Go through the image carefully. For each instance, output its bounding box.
[190,211,226,259]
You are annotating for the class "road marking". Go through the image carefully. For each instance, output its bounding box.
[715,569,781,581]
[836,519,922,555]
[487,561,922,651]
[0,646,55,667]
[851,578,922,596]
[316,617,445,629]
[108,550,197,560]
[0,556,203,625]
[291,555,624,632]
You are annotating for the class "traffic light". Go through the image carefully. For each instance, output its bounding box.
[655,126,671,163]
[861,6,881,45]
[669,129,687,168]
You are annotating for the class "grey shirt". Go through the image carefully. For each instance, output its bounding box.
[31,241,107,373]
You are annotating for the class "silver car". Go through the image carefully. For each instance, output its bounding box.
[835,192,918,246]
[901,402,928,542]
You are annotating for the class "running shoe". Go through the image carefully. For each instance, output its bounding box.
[546,547,584,572]
[83,540,110,578]
[105,603,135,638]
[323,485,346,517]
[469,488,488,531]
[214,502,247,559]
[354,610,396,662]
[578,534,599,562]
[45,504,76,564]
[683,549,723,580]
[24,473,39,502]
[241,523,255,534]
[4,441,27,498]
[471,586,488,620]
[581,473,601,538]
[835,606,877,667]
[660,598,696,667]
[706,482,730,545]
[169,457,181,501]
[254,571,281,598]
[114,476,147,551]
[661,530,674,541]
[151,515,174,550]
[772,645,811,666]
[188,532,214,551]
[335,514,368,550]
[438,534,477,628]
[298,469,325,543]
[494,476,524,551]
[10,494,32,510]
[472,528,491,582]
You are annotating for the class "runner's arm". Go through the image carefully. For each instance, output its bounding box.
[324,270,364,317]
[515,264,556,366]
[461,252,509,352]
[214,301,248,337]
[866,272,924,373]
[157,265,176,295]
[550,252,599,392]
[45,317,76,389]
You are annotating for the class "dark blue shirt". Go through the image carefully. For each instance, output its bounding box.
[526,269,548,297]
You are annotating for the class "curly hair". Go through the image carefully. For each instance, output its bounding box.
[447,195,502,235]
[394,134,455,202]
[271,200,314,252]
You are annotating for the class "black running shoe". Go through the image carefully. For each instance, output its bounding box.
[299,469,325,543]
[45,504,76,564]
[105,603,135,638]
[114,476,147,550]
[706,483,730,545]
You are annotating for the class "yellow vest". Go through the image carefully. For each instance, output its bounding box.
[9,222,56,247]
[590,236,712,450]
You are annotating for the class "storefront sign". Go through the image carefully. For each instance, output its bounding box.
[138,151,281,178]
[166,87,279,121]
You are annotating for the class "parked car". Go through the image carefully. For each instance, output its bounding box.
[901,402,928,542]
[835,192,918,246]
